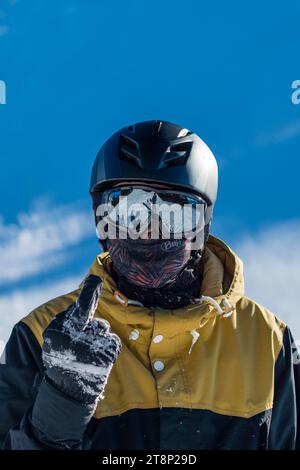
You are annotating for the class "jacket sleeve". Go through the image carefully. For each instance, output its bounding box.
[269,326,300,449]
[0,322,94,450]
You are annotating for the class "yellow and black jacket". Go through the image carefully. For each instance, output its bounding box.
[1,236,299,449]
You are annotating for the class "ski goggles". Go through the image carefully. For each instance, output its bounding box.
[96,186,207,238]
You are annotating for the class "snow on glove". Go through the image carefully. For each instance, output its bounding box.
[42,274,122,408]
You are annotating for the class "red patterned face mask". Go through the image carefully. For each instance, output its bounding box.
[107,237,197,289]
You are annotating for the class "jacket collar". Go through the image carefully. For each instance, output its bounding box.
[82,235,244,330]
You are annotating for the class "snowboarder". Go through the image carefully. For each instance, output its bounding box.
[0,120,299,449]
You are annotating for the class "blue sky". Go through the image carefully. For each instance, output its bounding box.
[0,0,300,348]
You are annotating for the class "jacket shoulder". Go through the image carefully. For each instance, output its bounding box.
[236,296,287,359]
[21,288,80,346]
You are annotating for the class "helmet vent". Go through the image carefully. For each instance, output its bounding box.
[119,134,142,168]
[158,141,193,169]
[127,125,135,133]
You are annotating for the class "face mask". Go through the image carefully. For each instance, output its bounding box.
[107,237,197,289]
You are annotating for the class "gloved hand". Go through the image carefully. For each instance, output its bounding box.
[42,274,121,408]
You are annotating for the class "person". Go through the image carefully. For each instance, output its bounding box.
[0,120,299,450]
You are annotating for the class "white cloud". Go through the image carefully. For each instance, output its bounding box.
[0,273,83,354]
[0,199,95,354]
[0,200,93,285]
[255,119,300,147]
[237,219,300,339]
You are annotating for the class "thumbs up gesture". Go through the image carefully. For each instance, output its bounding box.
[42,275,122,407]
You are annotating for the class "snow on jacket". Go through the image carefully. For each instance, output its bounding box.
[0,235,299,449]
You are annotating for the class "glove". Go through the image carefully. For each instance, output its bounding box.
[42,274,122,408]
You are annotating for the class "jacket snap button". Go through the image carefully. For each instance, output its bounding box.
[153,360,165,371]
[129,329,139,340]
[153,334,163,343]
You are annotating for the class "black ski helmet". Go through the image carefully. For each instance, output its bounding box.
[90,120,218,228]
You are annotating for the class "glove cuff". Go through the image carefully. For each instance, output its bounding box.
[31,377,95,448]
